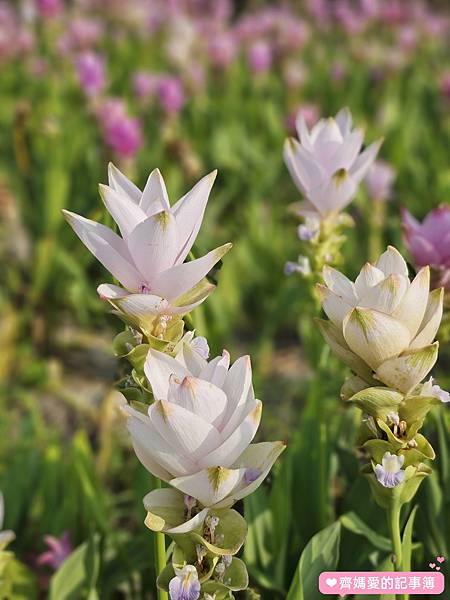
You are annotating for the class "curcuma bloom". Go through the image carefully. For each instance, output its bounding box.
[402,206,450,291]
[169,565,201,600]
[317,246,444,393]
[122,343,285,507]
[63,165,231,327]
[284,107,382,218]
[374,452,405,488]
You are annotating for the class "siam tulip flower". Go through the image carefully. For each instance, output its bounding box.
[317,246,444,393]
[75,51,106,97]
[37,531,72,571]
[366,160,396,202]
[247,40,272,74]
[63,165,231,326]
[402,206,450,291]
[284,107,382,219]
[208,31,236,69]
[35,0,61,19]
[122,345,285,507]
[97,99,143,159]
[169,565,201,600]
[157,75,185,116]
[132,71,159,101]
[375,452,405,488]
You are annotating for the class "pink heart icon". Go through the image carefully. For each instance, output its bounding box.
[429,563,436,569]
[436,566,441,571]
[437,556,445,563]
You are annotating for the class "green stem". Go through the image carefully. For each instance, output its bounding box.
[154,479,168,600]
[387,501,407,600]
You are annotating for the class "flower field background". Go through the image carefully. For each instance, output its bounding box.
[0,0,450,598]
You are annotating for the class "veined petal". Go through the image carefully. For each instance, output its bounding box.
[376,245,409,277]
[349,138,383,184]
[152,243,232,301]
[62,210,141,290]
[172,170,217,264]
[198,400,262,469]
[175,342,207,376]
[145,348,189,400]
[168,375,228,428]
[97,283,128,300]
[199,350,231,388]
[221,355,253,429]
[112,293,170,319]
[317,284,353,328]
[354,263,385,297]
[375,343,439,394]
[392,267,430,337]
[410,288,444,349]
[99,183,147,238]
[108,162,141,203]
[335,107,353,136]
[140,168,170,215]
[213,441,286,508]
[170,467,245,507]
[127,211,179,282]
[283,138,325,194]
[330,129,364,172]
[343,307,411,370]
[358,274,409,314]
[124,405,195,478]
[322,266,358,302]
[316,318,375,382]
[149,400,220,460]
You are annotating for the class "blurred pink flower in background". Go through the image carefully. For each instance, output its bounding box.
[133,71,159,101]
[208,31,236,69]
[402,206,450,290]
[97,98,143,159]
[286,103,319,134]
[366,160,396,201]
[331,60,346,82]
[35,0,62,19]
[75,51,106,97]
[440,71,450,101]
[37,531,72,571]
[247,40,272,74]
[58,18,104,54]
[157,75,185,116]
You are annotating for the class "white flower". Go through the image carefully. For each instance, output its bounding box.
[63,165,231,321]
[375,452,405,488]
[284,107,382,218]
[169,564,201,600]
[317,246,443,393]
[421,378,450,404]
[122,343,285,507]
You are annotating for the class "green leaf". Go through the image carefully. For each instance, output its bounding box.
[286,521,341,600]
[340,511,391,552]
[401,505,419,571]
[49,535,100,600]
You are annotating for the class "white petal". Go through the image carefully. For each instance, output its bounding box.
[308,170,357,215]
[139,168,170,215]
[63,209,141,290]
[335,107,353,136]
[349,138,383,183]
[172,171,217,264]
[149,400,220,460]
[97,283,128,299]
[295,113,313,150]
[108,162,141,203]
[358,274,409,314]
[317,284,353,328]
[375,343,439,394]
[322,266,358,302]
[168,375,228,427]
[152,243,232,301]
[354,263,385,297]
[199,350,231,388]
[145,348,189,400]
[170,283,215,314]
[343,308,411,369]
[112,293,170,318]
[198,400,262,468]
[127,211,179,282]
[331,129,364,172]
[410,288,444,349]
[175,342,207,376]
[376,246,409,277]
[170,467,245,507]
[392,267,430,337]
[99,183,147,238]
[283,138,325,194]
[221,355,253,433]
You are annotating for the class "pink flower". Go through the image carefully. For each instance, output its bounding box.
[75,51,106,97]
[402,206,450,289]
[37,532,72,571]
[157,76,185,116]
[35,0,61,19]
[133,71,159,101]
[366,160,396,202]
[208,31,236,69]
[440,72,450,101]
[247,40,272,74]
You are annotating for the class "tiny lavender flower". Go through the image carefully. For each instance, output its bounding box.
[421,378,450,404]
[284,256,311,276]
[37,531,72,571]
[375,452,405,488]
[169,565,201,600]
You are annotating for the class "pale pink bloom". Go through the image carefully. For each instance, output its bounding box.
[63,166,231,319]
[366,160,395,201]
[75,51,106,97]
[157,75,185,116]
[96,99,142,159]
[37,532,72,571]
[133,71,158,101]
[208,31,236,69]
[123,345,284,507]
[247,40,272,74]
[284,107,382,218]
[35,0,61,19]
